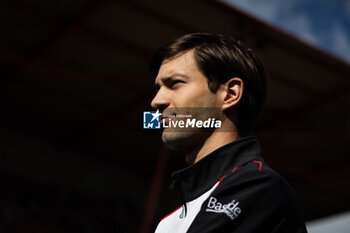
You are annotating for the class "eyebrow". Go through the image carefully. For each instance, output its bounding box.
[154,73,189,90]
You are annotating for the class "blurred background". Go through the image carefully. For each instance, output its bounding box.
[0,0,349,232]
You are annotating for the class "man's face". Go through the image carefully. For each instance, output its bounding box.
[151,50,221,152]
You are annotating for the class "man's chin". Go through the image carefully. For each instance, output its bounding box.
[161,129,211,152]
[161,130,195,151]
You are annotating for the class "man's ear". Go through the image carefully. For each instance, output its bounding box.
[222,77,243,111]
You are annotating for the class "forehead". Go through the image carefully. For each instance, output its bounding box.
[155,50,200,82]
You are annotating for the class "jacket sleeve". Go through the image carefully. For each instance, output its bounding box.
[187,163,307,233]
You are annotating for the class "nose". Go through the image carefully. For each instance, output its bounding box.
[151,88,170,111]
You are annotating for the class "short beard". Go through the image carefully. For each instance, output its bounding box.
[161,129,212,152]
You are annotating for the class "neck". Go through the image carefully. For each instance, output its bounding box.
[185,129,240,164]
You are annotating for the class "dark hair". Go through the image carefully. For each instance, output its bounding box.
[149,33,267,136]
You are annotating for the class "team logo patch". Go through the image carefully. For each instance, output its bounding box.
[143,110,161,129]
[206,196,241,220]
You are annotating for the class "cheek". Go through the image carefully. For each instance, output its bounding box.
[179,88,217,108]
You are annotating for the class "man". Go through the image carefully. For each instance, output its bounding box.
[150,33,307,232]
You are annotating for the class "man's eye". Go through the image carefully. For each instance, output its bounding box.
[170,80,184,88]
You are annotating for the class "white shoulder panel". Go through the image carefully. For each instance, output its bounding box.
[155,181,220,233]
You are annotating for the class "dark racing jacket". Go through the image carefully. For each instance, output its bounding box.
[155,136,307,233]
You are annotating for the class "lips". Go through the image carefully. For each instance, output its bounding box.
[161,113,175,124]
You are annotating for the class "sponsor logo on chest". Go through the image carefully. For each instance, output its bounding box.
[206,196,241,220]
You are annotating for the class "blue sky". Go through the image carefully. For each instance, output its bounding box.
[220,0,350,64]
